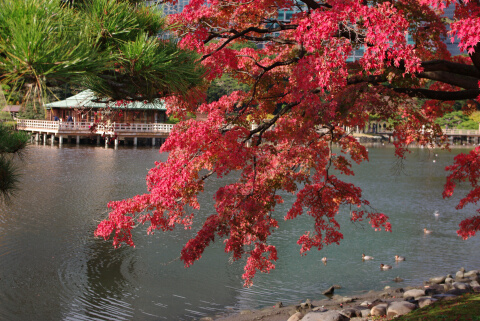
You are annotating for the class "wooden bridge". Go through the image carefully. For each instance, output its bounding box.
[17,119,174,147]
[17,119,480,147]
[374,128,480,144]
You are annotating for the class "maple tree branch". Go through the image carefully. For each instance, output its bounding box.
[242,102,299,143]
[421,60,480,78]
[300,0,331,9]
[417,71,479,90]
[390,87,480,100]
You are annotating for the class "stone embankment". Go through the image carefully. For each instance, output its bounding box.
[210,267,480,321]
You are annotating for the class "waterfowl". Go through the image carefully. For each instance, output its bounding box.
[380,264,392,270]
[321,257,327,263]
[362,253,374,260]
[434,210,440,217]
[424,228,432,234]
[395,255,405,261]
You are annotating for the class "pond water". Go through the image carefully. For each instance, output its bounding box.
[1,143,479,320]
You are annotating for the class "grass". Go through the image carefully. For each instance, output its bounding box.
[392,293,480,321]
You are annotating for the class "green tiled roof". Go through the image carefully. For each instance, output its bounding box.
[45,90,166,110]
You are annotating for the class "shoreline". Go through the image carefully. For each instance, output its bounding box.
[204,267,480,321]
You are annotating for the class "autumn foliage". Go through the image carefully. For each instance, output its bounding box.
[95,0,480,285]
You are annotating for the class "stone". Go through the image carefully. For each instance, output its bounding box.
[418,297,438,308]
[323,286,335,296]
[425,284,443,296]
[464,270,479,278]
[456,270,465,279]
[333,295,354,303]
[370,304,388,317]
[386,301,417,317]
[473,286,480,293]
[429,275,447,284]
[359,301,371,307]
[359,308,370,318]
[275,301,284,308]
[447,288,470,296]
[341,308,360,318]
[432,293,458,301]
[313,307,328,312]
[287,312,304,321]
[453,282,472,291]
[456,277,472,283]
[403,289,425,298]
[470,275,480,283]
[302,310,350,321]
[296,301,313,314]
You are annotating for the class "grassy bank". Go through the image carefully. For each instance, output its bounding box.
[392,293,480,321]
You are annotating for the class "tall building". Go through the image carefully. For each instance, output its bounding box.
[153,0,190,15]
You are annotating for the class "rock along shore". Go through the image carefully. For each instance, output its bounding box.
[202,267,480,321]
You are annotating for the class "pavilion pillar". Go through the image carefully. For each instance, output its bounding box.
[35,133,40,142]
[51,134,55,145]
[76,135,80,144]
[133,137,137,146]
[43,133,47,145]
[152,137,155,146]
[96,135,100,145]
[59,135,64,145]
[105,137,108,148]
[114,137,119,147]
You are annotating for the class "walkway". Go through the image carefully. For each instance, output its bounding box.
[17,119,174,146]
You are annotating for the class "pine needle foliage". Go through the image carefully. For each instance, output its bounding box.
[0,124,29,203]
[0,0,205,104]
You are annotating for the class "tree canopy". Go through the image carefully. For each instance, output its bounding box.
[74,0,480,285]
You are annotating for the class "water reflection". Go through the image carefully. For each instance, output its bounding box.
[1,145,480,320]
[60,241,134,320]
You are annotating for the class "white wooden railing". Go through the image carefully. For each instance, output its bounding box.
[17,119,174,134]
[443,129,480,136]
[15,119,480,137]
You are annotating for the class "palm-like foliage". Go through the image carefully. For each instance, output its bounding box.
[0,0,205,104]
[0,124,29,203]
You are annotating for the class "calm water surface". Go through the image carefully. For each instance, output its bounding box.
[0,144,479,320]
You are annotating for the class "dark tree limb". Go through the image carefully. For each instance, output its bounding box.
[417,71,479,89]
[421,60,480,78]
[391,87,480,100]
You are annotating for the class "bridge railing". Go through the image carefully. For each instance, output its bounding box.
[17,119,174,134]
[16,119,480,136]
[373,128,480,136]
[443,129,480,136]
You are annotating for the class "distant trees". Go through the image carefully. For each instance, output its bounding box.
[435,111,479,130]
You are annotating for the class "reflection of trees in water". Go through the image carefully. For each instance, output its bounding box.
[79,239,135,320]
